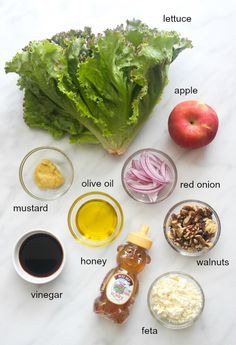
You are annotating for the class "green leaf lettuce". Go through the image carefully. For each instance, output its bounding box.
[5,20,192,154]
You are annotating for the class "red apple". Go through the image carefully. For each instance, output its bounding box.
[168,100,219,149]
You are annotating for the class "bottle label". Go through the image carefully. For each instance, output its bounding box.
[106,273,134,305]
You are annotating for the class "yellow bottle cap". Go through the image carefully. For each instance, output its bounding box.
[127,224,152,249]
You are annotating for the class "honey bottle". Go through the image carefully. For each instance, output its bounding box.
[94,224,152,324]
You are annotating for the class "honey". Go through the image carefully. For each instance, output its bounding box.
[76,199,118,241]
[94,225,152,323]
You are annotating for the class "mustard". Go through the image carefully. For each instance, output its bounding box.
[34,159,64,189]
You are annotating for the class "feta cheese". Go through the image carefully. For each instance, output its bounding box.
[149,274,203,325]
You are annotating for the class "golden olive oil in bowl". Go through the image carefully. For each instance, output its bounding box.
[76,199,118,241]
[68,192,123,247]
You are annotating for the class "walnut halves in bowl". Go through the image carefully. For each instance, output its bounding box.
[163,200,221,256]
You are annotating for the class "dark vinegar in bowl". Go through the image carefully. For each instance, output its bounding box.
[19,233,63,277]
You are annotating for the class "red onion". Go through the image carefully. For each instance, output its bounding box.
[124,150,172,202]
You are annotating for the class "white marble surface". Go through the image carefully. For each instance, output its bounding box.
[1,0,236,344]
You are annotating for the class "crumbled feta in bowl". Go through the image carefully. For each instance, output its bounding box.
[147,272,205,329]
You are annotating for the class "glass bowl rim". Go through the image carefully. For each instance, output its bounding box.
[67,191,124,247]
[163,199,221,256]
[121,148,178,204]
[147,271,205,329]
[19,146,74,201]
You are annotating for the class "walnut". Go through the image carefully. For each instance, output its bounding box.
[167,204,217,252]
[204,219,217,234]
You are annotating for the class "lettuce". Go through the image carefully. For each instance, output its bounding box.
[5,20,192,154]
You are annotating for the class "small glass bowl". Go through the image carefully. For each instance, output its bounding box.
[68,191,124,247]
[163,200,221,256]
[121,148,177,204]
[147,272,205,329]
[19,147,74,201]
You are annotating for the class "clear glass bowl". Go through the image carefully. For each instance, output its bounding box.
[163,200,221,256]
[121,148,177,204]
[147,272,205,329]
[68,192,124,247]
[19,147,74,201]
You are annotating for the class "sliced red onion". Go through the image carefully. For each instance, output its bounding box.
[129,169,151,182]
[144,154,167,182]
[131,159,141,170]
[124,150,173,201]
[127,184,164,193]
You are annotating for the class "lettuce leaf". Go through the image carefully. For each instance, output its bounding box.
[23,89,98,143]
[5,20,192,154]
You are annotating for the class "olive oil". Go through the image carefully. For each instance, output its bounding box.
[76,199,118,241]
